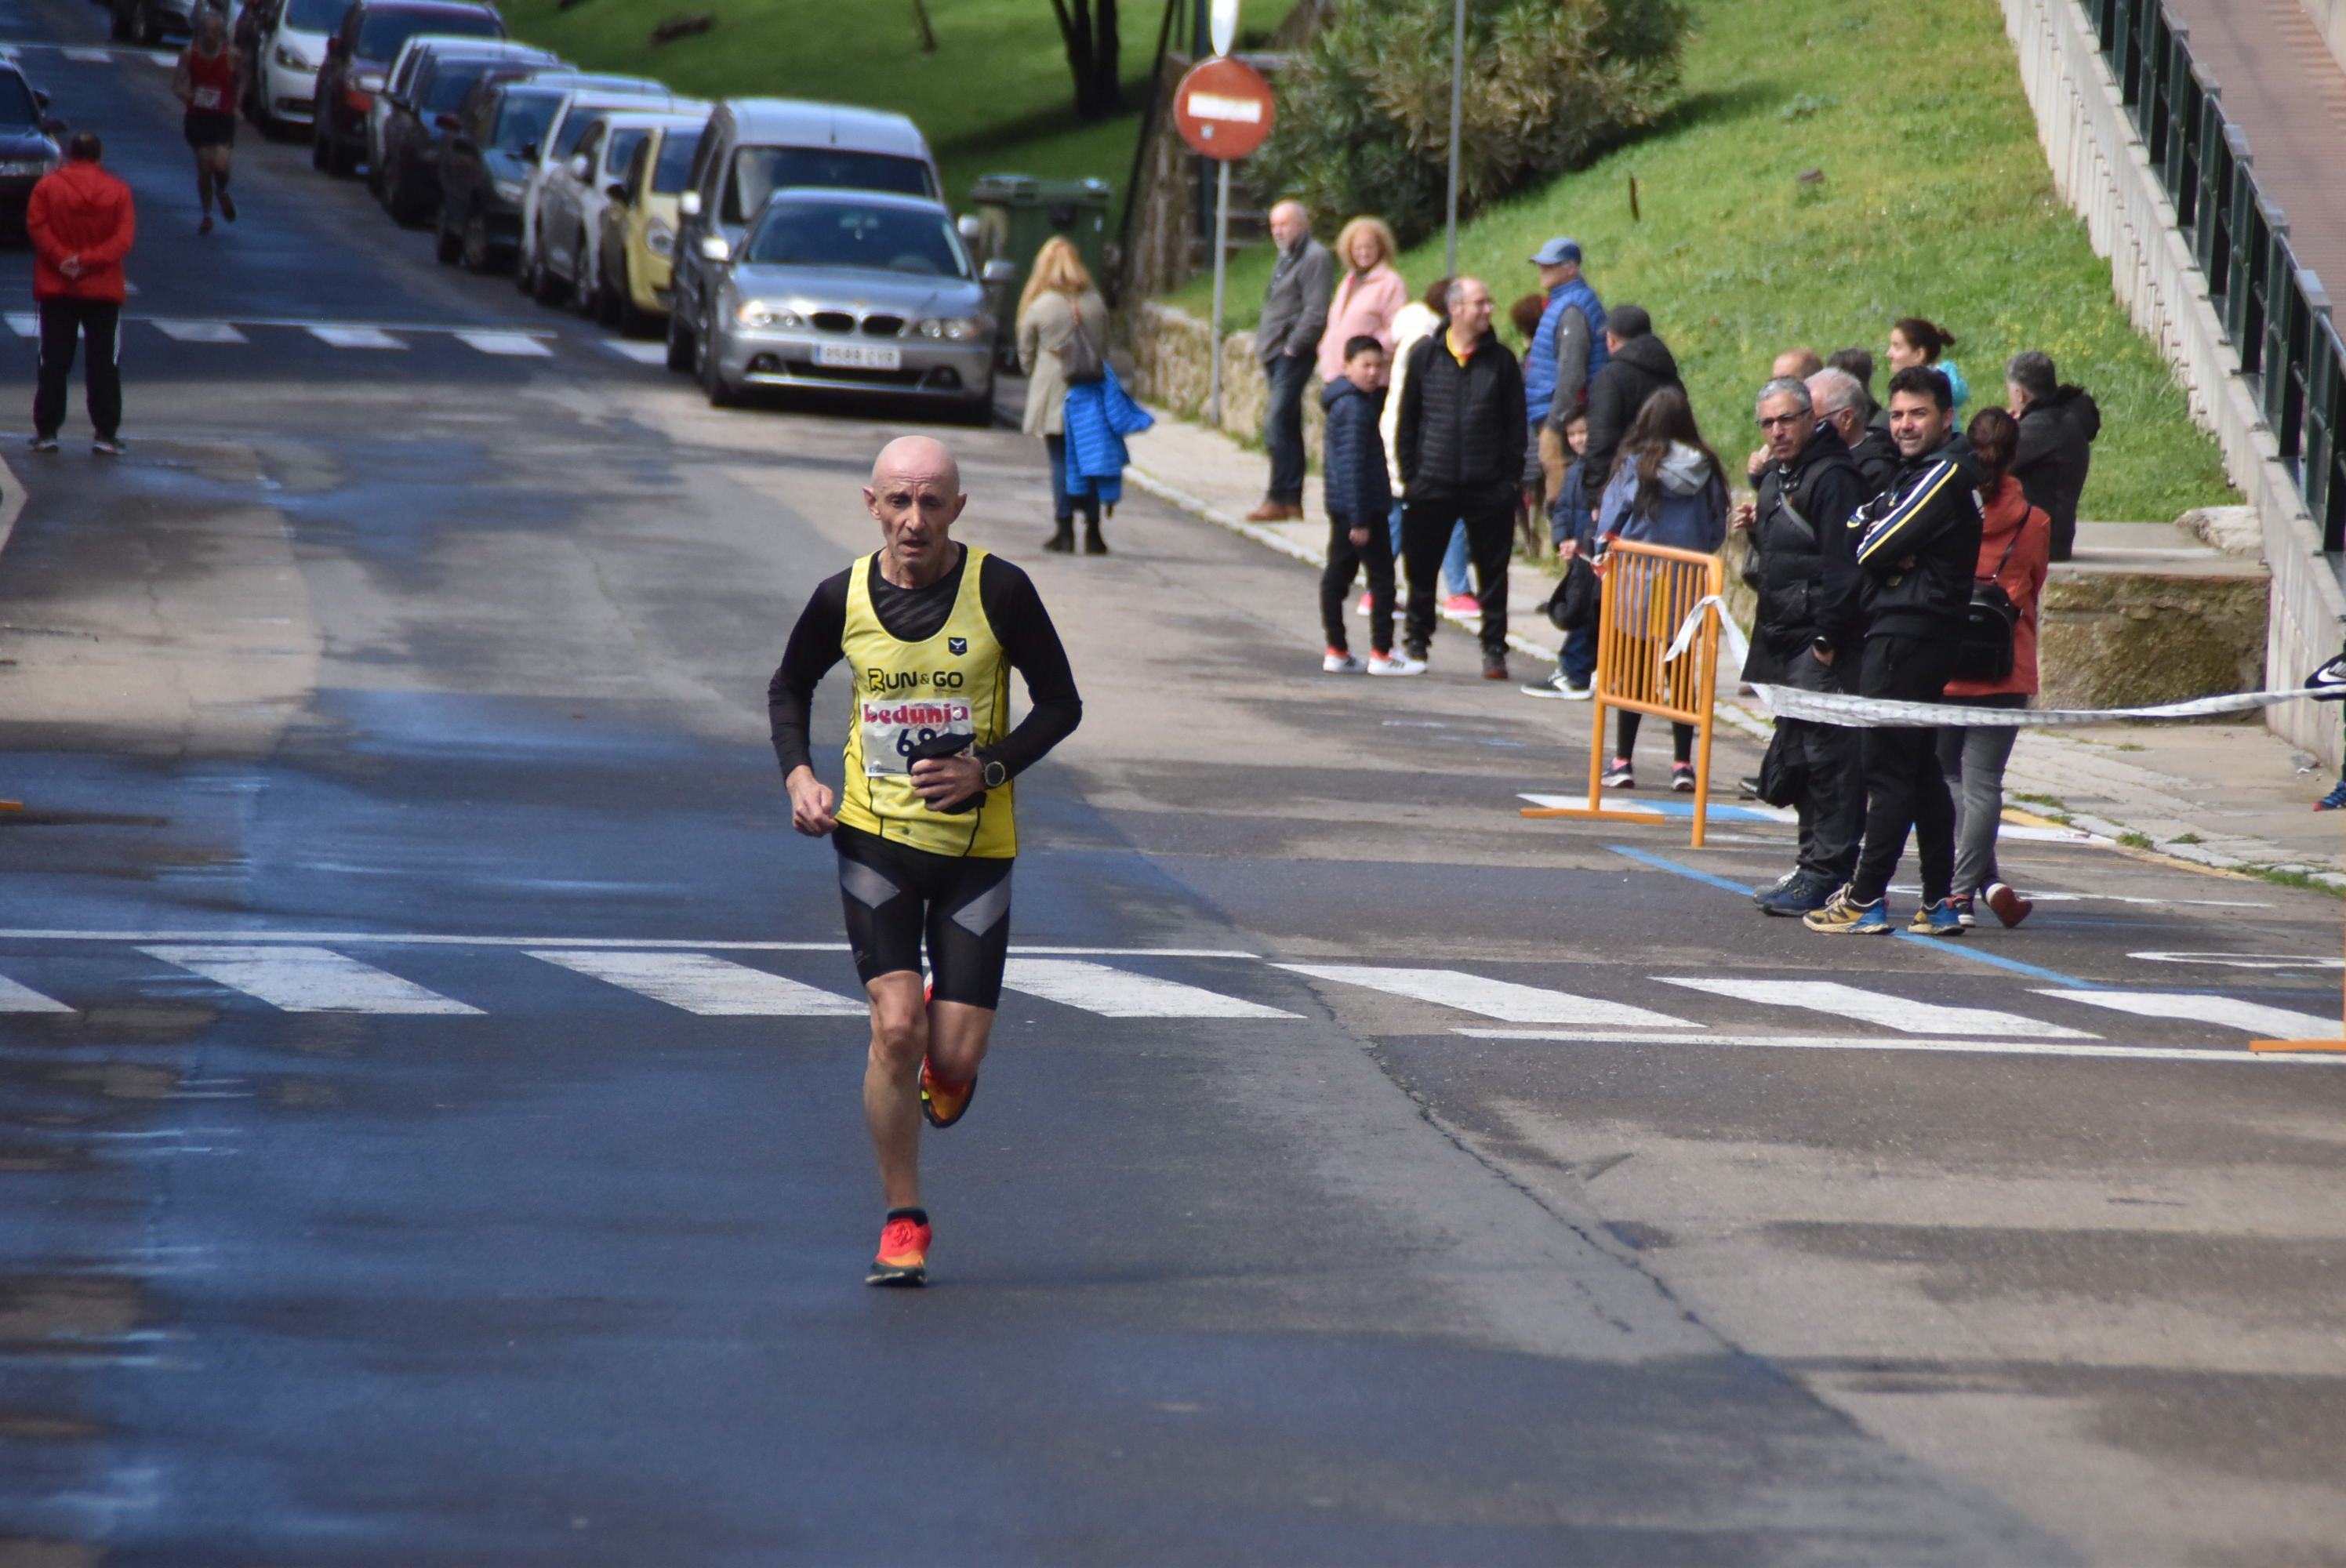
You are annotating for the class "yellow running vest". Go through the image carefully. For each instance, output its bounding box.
[836,547,1016,858]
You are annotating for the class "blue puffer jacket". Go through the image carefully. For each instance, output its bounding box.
[1320,377,1392,524]
[1596,442,1728,554]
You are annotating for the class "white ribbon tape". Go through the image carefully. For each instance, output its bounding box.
[1756,682,2317,728]
[1660,595,1748,670]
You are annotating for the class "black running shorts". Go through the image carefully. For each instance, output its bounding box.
[833,822,1013,1009]
[183,110,235,149]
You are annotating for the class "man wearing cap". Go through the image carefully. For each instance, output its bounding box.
[1523,238,1607,509]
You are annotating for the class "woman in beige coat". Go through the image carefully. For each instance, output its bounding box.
[1017,237,1112,553]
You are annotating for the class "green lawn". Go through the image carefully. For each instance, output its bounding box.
[492,0,1153,218]
[1168,0,2237,524]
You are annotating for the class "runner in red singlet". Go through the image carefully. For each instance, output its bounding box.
[172,9,239,234]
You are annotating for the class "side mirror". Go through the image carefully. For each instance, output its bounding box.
[698,234,730,263]
[568,154,589,180]
[434,111,460,131]
[519,140,539,162]
[605,180,626,201]
[982,259,1016,285]
[677,188,700,218]
[40,116,67,136]
[32,89,49,111]
[955,213,980,243]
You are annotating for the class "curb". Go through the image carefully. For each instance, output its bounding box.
[0,449,24,560]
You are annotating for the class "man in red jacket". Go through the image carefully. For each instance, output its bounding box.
[26,133,136,455]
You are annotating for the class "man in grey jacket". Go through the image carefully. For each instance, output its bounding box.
[1247,201,1333,522]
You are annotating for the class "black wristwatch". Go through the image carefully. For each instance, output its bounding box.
[980,757,1009,790]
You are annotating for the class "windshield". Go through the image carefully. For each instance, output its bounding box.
[724,146,932,222]
[489,89,559,153]
[0,71,37,128]
[603,125,648,176]
[358,8,498,59]
[743,200,968,278]
[652,129,699,193]
[283,0,347,31]
[419,58,494,114]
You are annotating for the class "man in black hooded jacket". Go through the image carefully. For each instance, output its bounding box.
[1739,376,1869,915]
[2006,350,2100,561]
[1805,365,1983,938]
[1579,303,1681,514]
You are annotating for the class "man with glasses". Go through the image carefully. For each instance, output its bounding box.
[1735,376,1868,914]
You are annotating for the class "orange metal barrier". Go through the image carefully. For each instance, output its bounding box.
[1521,539,1725,848]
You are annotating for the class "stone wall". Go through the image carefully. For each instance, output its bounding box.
[2039,568,2272,710]
[1122,299,1323,453]
[1998,0,2346,764]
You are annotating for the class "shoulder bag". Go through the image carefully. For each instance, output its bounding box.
[1055,305,1106,386]
[1951,527,2025,684]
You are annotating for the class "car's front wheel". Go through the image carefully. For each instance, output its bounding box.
[434,205,463,266]
[665,308,694,372]
[699,325,739,408]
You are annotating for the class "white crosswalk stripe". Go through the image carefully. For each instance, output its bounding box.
[0,972,74,1013]
[1001,958,1298,1018]
[151,320,249,343]
[601,339,669,365]
[1278,964,1698,1026]
[5,313,37,338]
[2036,989,2344,1040]
[1658,978,2098,1039]
[142,945,482,1014]
[307,325,407,349]
[455,331,554,357]
[528,950,865,1016]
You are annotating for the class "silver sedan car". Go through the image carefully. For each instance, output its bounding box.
[697,187,1011,418]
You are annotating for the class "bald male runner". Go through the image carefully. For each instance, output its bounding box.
[768,436,1083,1286]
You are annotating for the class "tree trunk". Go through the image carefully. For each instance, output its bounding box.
[1049,0,1120,119]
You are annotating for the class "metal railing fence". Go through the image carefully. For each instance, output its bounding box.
[2087,0,2346,551]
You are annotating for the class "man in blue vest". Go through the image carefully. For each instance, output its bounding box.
[1523,238,1607,507]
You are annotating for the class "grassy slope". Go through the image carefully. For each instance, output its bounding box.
[1168,0,2236,523]
[492,0,1151,219]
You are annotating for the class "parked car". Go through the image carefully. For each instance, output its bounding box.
[377,46,557,222]
[666,99,939,376]
[311,0,502,176]
[369,34,555,191]
[530,105,703,310]
[113,0,209,46]
[434,71,568,270]
[694,186,1007,418]
[511,77,674,300]
[236,0,346,133]
[593,118,701,335]
[0,54,63,234]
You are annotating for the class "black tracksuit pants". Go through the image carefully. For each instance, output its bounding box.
[34,296,122,441]
[1320,514,1394,655]
[1400,498,1512,657]
[1784,648,1864,885]
[1847,631,1959,907]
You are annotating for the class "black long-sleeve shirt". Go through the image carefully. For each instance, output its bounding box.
[767,546,1081,781]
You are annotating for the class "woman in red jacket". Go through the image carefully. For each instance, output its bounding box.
[1936,405,2050,928]
[26,132,135,453]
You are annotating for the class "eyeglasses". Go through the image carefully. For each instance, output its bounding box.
[1755,413,1807,430]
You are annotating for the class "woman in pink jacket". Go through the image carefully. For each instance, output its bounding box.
[1314,216,1407,386]
[1937,405,2050,930]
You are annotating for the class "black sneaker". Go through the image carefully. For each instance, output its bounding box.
[218,190,237,223]
[2319,781,2346,811]
[1755,875,1835,916]
[1601,756,1633,789]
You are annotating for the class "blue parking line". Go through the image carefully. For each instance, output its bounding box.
[1609,844,2099,989]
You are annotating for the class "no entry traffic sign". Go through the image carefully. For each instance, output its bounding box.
[1174,56,1275,161]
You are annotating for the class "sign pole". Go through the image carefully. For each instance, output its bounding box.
[1444,0,1464,276]
[1208,160,1230,427]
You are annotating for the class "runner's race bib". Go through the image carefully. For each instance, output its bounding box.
[194,86,221,109]
[859,695,974,777]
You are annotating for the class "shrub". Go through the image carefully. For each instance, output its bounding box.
[1258,0,1690,247]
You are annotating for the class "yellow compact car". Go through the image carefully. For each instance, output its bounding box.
[594,118,704,336]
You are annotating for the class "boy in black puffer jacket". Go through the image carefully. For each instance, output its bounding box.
[1319,336,1422,675]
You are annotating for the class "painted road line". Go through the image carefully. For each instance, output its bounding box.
[5,313,37,337]
[1890,933,2099,989]
[2034,989,2345,1040]
[0,972,74,1013]
[1450,1028,2346,1065]
[1279,964,1698,1027]
[141,945,483,1014]
[307,325,405,350]
[1607,844,1757,897]
[0,928,1258,957]
[151,320,249,343]
[1522,793,1794,824]
[528,950,865,1015]
[60,47,114,60]
[456,332,555,357]
[601,339,669,365]
[1000,958,1298,1018]
[1658,978,2099,1039]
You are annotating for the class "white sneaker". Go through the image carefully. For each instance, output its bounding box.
[1366,652,1425,677]
[1353,592,1373,619]
[1323,650,1364,673]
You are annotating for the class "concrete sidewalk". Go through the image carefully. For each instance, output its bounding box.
[1122,408,2346,889]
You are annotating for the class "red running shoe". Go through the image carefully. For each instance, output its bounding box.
[866,1213,931,1287]
[920,1057,975,1128]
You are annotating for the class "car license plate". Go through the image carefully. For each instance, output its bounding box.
[815,342,901,372]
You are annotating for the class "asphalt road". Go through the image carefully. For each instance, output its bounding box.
[1,1,2342,1560]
